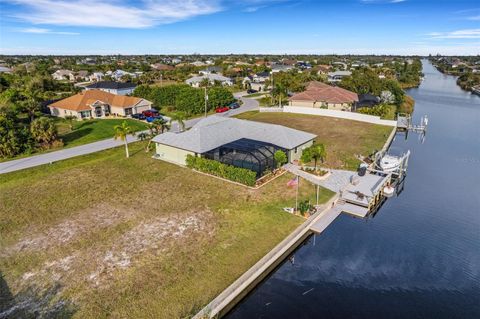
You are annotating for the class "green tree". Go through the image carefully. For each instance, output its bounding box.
[310,144,326,169]
[114,121,135,158]
[64,115,77,131]
[274,150,287,169]
[152,117,170,134]
[301,144,326,169]
[30,117,58,148]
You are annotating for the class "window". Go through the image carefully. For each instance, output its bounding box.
[124,108,133,116]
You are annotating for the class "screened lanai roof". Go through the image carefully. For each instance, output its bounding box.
[152,115,316,154]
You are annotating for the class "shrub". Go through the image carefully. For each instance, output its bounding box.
[185,155,257,186]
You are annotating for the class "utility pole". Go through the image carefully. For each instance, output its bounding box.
[204,86,208,117]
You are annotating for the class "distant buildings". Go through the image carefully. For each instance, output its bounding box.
[48,90,151,119]
[0,66,13,73]
[199,66,222,75]
[85,81,137,95]
[186,74,233,87]
[327,70,352,83]
[150,63,175,71]
[52,69,75,81]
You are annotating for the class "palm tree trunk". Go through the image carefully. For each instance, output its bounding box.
[124,139,129,158]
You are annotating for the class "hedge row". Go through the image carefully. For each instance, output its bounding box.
[185,155,257,187]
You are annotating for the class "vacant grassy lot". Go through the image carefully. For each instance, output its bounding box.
[0,142,333,318]
[236,111,393,170]
[56,118,148,147]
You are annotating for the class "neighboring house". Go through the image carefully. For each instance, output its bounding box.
[88,72,104,82]
[253,71,270,83]
[48,90,152,119]
[75,70,89,82]
[150,63,175,71]
[52,69,75,81]
[271,64,294,73]
[109,69,136,81]
[199,66,222,75]
[152,115,316,175]
[327,70,352,83]
[314,64,332,75]
[0,66,13,73]
[185,74,233,87]
[356,93,381,109]
[85,81,137,95]
[243,76,264,91]
[288,81,358,111]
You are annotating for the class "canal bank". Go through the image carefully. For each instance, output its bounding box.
[225,60,480,319]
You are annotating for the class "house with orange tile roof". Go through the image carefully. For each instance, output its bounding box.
[288,81,358,111]
[48,90,152,119]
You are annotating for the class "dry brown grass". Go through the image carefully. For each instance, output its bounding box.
[236,111,394,170]
[0,142,333,318]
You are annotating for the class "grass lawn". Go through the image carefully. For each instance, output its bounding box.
[56,118,148,147]
[0,142,333,318]
[236,111,393,170]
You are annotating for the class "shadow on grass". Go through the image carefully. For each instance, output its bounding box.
[0,273,77,319]
[61,128,93,145]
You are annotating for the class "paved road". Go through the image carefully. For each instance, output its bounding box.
[0,94,259,174]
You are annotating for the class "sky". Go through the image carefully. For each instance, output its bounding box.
[0,0,479,55]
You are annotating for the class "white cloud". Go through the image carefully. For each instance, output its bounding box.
[426,29,480,39]
[18,27,79,35]
[467,15,480,20]
[7,0,222,28]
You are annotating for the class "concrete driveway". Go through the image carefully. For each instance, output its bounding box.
[0,94,259,174]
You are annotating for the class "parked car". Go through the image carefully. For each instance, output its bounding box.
[142,109,159,117]
[146,115,163,123]
[247,89,257,94]
[228,102,240,109]
[132,113,146,120]
[215,107,230,113]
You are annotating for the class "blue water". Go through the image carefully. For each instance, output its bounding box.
[226,60,480,319]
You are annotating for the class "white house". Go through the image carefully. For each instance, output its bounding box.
[84,81,137,95]
[88,72,104,82]
[52,69,75,81]
[185,74,233,87]
[327,70,352,83]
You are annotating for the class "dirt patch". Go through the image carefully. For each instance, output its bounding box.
[6,203,137,256]
[14,209,215,301]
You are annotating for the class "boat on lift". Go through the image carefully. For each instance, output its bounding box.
[379,154,402,172]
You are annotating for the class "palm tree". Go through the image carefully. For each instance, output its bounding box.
[114,121,135,158]
[169,112,186,132]
[152,118,170,134]
[310,144,326,169]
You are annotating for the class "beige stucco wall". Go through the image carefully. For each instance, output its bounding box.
[289,100,352,111]
[48,107,81,118]
[288,139,314,163]
[155,143,195,166]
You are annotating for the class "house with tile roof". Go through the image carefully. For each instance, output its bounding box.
[48,89,152,119]
[152,115,316,174]
[288,81,358,111]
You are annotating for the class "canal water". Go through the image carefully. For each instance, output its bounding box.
[226,60,480,319]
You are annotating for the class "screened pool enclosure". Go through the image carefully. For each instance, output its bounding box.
[203,138,287,177]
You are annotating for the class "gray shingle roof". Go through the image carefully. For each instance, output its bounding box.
[152,116,316,153]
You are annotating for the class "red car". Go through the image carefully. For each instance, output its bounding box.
[215,107,230,113]
[142,109,159,117]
